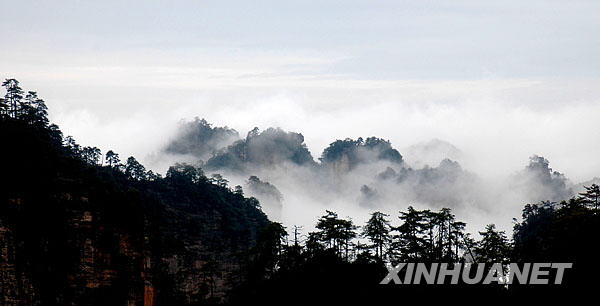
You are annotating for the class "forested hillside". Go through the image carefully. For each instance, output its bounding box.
[0,79,274,305]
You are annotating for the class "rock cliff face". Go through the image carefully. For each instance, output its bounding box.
[0,118,270,305]
[0,222,38,305]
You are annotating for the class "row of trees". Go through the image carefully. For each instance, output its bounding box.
[242,194,600,303]
[70,142,237,188]
[261,206,508,270]
[256,184,600,277]
[64,137,163,181]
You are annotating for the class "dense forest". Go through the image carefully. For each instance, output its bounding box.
[1,79,599,305]
[0,79,273,304]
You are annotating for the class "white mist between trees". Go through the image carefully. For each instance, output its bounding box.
[147,119,598,237]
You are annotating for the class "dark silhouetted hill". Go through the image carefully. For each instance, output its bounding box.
[0,83,272,305]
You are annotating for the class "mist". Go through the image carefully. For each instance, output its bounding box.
[31,80,599,235]
[140,112,597,236]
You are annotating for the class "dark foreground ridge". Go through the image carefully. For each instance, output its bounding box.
[1,79,600,305]
[0,79,274,304]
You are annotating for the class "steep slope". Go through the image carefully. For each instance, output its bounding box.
[0,115,270,305]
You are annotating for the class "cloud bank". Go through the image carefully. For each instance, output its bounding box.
[151,119,594,235]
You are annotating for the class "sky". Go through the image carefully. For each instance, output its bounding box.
[2,0,600,182]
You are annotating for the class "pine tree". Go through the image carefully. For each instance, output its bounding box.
[26,91,49,126]
[105,150,121,167]
[475,224,511,263]
[256,222,288,277]
[314,210,357,259]
[578,184,600,209]
[434,208,463,262]
[392,206,429,261]
[2,79,24,118]
[81,146,101,165]
[362,211,391,260]
[338,217,357,261]
[64,136,81,155]
[125,156,147,180]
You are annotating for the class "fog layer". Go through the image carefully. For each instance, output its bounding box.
[152,119,593,234]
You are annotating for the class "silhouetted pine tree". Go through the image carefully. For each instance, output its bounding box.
[105,150,121,168]
[474,224,511,263]
[362,211,391,260]
[2,79,23,118]
[391,206,429,261]
[313,210,357,260]
[578,184,600,209]
[125,156,147,180]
